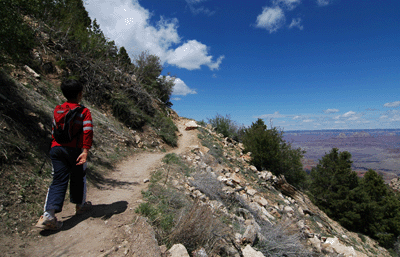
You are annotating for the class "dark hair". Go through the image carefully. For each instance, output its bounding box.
[61,79,83,100]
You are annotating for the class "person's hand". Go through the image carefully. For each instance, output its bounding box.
[76,149,89,165]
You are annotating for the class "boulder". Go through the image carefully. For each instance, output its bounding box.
[24,65,41,79]
[246,188,257,196]
[308,236,322,253]
[185,120,199,130]
[242,225,258,245]
[168,244,190,257]
[253,195,269,207]
[323,237,356,257]
[242,245,264,257]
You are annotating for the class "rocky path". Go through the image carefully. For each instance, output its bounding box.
[24,118,199,257]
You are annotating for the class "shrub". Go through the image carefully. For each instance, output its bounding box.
[0,0,35,64]
[255,221,312,257]
[309,149,400,249]
[152,114,178,146]
[190,172,224,201]
[162,153,193,177]
[169,203,231,254]
[242,118,307,189]
[208,114,244,142]
[111,94,148,129]
[136,171,192,243]
[236,192,312,256]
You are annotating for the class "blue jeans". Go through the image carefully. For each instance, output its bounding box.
[44,146,86,213]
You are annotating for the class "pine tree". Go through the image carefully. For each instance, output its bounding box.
[242,119,306,188]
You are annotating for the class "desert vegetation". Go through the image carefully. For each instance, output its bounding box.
[206,113,400,253]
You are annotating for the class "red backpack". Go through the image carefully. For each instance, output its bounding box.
[52,105,84,144]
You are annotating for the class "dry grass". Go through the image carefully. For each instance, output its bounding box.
[169,202,232,255]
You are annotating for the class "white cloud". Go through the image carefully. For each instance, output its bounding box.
[303,119,313,123]
[166,40,224,70]
[172,78,197,96]
[384,101,400,108]
[391,115,400,121]
[256,6,286,33]
[171,97,182,101]
[185,0,215,16]
[257,111,287,119]
[342,111,357,118]
[293,115,301,120]
[324,108,339,114]
[288,18,303,30]
[317,0,330,6]
[85,0,223,70]
[274,0,301,10]
[347,116,359,121]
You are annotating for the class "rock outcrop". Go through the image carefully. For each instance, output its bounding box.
[161,124,391,257]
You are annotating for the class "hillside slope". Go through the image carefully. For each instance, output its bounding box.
[0,67,392,256]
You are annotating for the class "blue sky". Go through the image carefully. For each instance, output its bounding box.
[84,0,400,131]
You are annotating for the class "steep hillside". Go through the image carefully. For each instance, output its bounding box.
[0,65,174,249]
[1,6,179,246]
[132,124,392,256]
[0,3,395,256]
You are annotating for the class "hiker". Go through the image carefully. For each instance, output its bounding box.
[36,79,93,230]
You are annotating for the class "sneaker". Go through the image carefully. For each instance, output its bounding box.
[35,215,63,230]
[75,201,92,215]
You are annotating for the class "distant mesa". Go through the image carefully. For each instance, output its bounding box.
[351,131,370,137]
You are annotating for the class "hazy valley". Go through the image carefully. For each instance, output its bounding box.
[284,129,400,182]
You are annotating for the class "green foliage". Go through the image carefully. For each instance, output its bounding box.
[162,153,193,177]
[309,149,400,249]
[136,167,192,244]
[208,113,244,141]
[117,46,132,67]
[197,120,207,127]
[309,148,358,217]
[152,114,178,146]
[162,153,181,165]
[242,118,307,188]
[111,94,149,129]
[0,0,35,64]
[155,75,174,107]
[133,51,173,106]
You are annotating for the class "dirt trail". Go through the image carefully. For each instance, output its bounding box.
[25,118,200,257]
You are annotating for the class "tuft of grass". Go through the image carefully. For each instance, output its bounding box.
[136,166,192,244]
[169,203,232,255]
[162,153,194,177]
[254,220,313,257]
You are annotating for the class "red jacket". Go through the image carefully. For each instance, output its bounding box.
[51,101,93,149]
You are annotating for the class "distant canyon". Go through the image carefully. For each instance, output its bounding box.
[284,129,400,183]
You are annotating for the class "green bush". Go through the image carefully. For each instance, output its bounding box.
[208,114,244,142]
[0,0,35,64]
[111,94,148,129]
[152,114,178,146]
[242,118,307,188]
[309,149,400,249]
